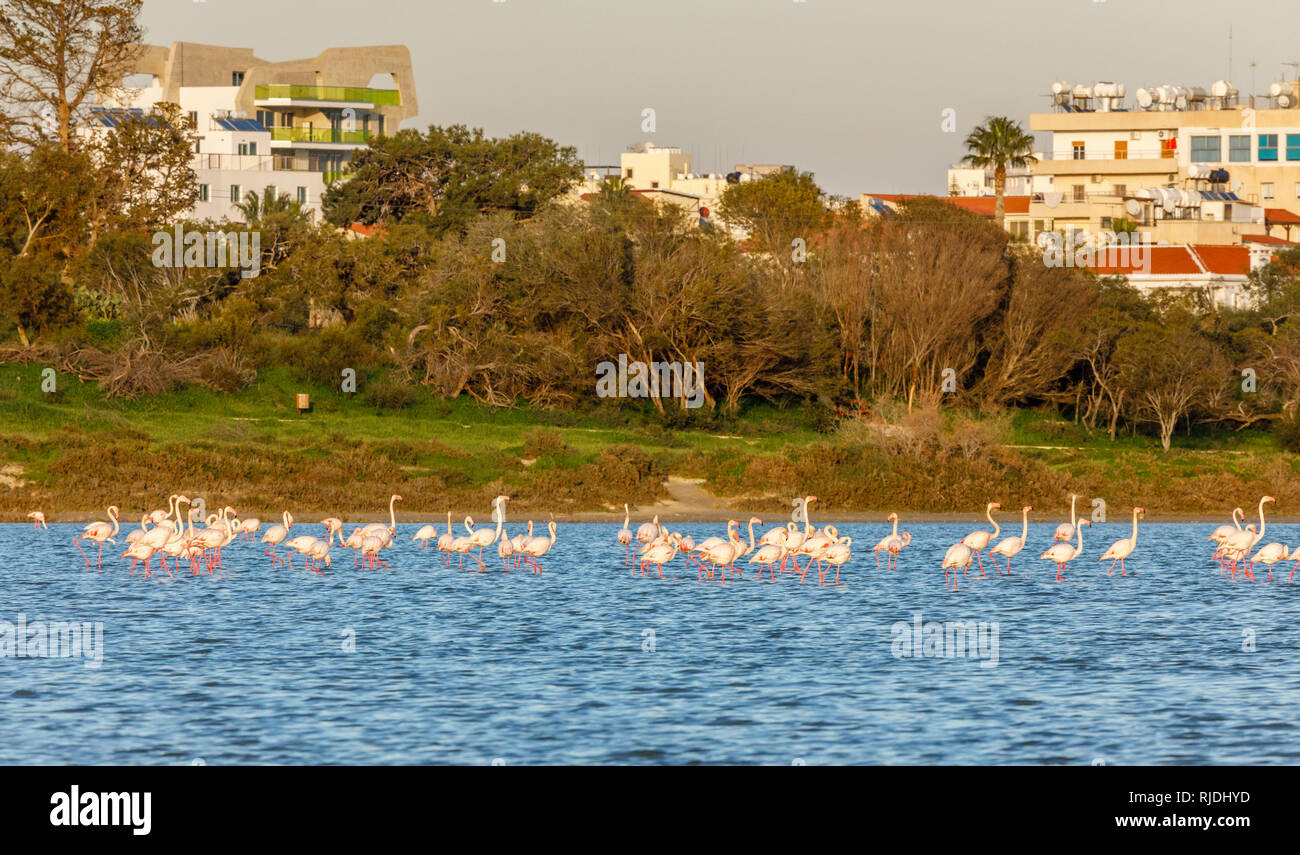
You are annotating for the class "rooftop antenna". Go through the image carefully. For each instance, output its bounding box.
[1285,61,1300,81]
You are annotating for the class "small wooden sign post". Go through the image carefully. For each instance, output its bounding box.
[296,393,310,414]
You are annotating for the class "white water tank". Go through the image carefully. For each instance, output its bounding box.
[1135,88,1154,108]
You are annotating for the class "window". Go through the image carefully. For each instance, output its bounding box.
[1072,184,1086,202]
[238,142,248,155]
[1262,182,1275,200]
[199,184,210,203]
[232,71,245,86]
[1113,184,1127,198]
[1071,141,1085,160]
[279,111,293,128]
[1260,134,1279,161]
[1101,216,1113,230]
[296,187,307,204]
[230,184,241,206]
[1190,135,1221,162]
[1229,135,1251,162]
[1113,140,1127,160]
[625,168,634,179]
[1288,134,1300,161]
[1161,137,1177,158]
[248,141,256,156]
[1295,182,1300,198]
[256,110,271,128]
[188,111,197,126]
[650,181,660,189]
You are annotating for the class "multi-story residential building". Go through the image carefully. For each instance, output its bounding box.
[95,41,418,222]
[946,161,1042,197]
[1026,78,1300,248]
[576,143,794,233]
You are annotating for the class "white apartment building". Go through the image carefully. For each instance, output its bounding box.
[95,41,418,223]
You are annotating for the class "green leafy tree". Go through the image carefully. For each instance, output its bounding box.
[961,116,1038,229]
[717,170,827,284]
[321,124,582,235]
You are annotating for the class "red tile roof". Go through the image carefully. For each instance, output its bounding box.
[1265,208,1300,225]
[1089,244,1258,276]
[1242,233,1297,247]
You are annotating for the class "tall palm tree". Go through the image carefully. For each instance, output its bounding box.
[961,117,1038,230]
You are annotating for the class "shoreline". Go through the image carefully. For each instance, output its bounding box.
[6,510,1283,525]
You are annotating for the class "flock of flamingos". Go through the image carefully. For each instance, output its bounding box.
[19,492,1294,587]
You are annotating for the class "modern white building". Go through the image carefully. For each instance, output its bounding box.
[95,41,418,223]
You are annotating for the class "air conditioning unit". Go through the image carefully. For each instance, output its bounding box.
[214,109,230,119]
[1129,131,1141,140]
[1092,175,1103,183]
[1157,130,1168,139]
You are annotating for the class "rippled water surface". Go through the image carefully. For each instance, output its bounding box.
[2,520,1299,765]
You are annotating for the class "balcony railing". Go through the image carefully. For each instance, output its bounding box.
[269,127,371,144]
[255,84,400,106]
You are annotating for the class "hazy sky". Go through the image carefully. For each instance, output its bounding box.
[141,0,1300,195]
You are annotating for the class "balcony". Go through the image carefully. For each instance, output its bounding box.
[269,127,371,145]
[254,84,400,106]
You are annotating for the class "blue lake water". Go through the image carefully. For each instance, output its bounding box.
[1,519,1298,765]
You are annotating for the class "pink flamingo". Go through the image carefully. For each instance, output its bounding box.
[817,535,852,585]
[871,513,901,569]
[885,532,911,569]
[989,505,1033,574]
[321,517,343,544]
[795,524,838,580]
[640,533,681,578]
[283,535,320,570]
[635,514,661,546]
[617,504,634,565]
[748,543,786,582]
[261,511,293,566]
[521,521,558,574]
[1209,507,1244,574]
[960,502,1001,576]
[497,529,514,571]
[1220,496,1274,580]
[1249,542,1290,582]
[239,516,261,541]
[27,511,47,530]
[74,506,120,569]
[510,521,533,570]
[359,535,389,570]
[1099,507,1144,576]
[412,521,439,549]
[121,541,159,576]
[1041,519,1089,582]
[436,512,456,565]
[1053,494,1078,542]
[941,543,972,591]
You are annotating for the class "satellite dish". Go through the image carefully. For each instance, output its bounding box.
[1125,200,1142,217]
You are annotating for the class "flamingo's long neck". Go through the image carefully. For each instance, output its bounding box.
[1256,499,1267,541]
[622,504,630,530]
[747,519,756,550]
[109,508,119,537]
[1069,496,1077,527]
[1232,508,1243,530]
[987,506,1000,539]
[1019,509,1029,540]
[891,516,898,537]
[548,521,557,543]
[493,501,505,539]
[1074,523,1086,556]
[389,496,397,531]
[1130,509,1140,545]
